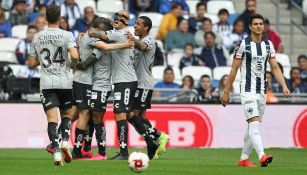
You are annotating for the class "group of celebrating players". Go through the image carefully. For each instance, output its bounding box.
[28,3,291,168]
[29,5,169,165]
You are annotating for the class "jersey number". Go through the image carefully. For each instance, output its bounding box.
[40,47,64,68]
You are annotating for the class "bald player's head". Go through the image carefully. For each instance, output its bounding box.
[113,10,130,29]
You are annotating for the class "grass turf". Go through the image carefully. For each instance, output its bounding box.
[0,148,307,175]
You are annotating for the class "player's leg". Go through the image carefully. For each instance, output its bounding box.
[40,90,62,165]
[82,116,94,158]
[110,82,137,160]
[89,90,110,160]
[71,82,91,159]
[238,126,256,167]
[132,89,168,157]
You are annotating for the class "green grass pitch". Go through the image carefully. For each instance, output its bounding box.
[0,148,307,175]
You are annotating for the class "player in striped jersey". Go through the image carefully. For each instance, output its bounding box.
[221,14,290,167]
[28,5,79,166]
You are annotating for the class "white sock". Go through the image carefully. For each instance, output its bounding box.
[240,126,253,160]
[248,121,265,160]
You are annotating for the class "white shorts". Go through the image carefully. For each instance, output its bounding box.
[240,93,266,121]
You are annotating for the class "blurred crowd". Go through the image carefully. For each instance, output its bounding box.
[0,0,306,102]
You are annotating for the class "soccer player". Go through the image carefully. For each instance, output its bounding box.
[71,17,134,159]
[126,16,170,158]
[89,10,159,160]
[28,5,79,166]
[221,14,290,167]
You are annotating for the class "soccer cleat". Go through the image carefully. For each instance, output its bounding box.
[156,133,170,156]
[81,149,93,158]
[60,141,72,163]
[72,150,87,160]
[54,152,63,166]
[109,152,128,160]
[147,140,159,160]
[238,159,257,168]
[46,143,55,155]
[260,154,273,167]
[91,153,107,160]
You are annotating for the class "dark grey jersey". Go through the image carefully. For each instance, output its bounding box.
[134,35,155,89]
[73,33,98,85]
[106,28,137,84]
[30,28,76,90]
[92,48,112,91]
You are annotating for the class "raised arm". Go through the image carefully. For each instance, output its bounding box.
[125,31,148,51]
[88,28,109,40]
[94,39,134,51]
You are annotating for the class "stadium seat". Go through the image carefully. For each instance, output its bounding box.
[204,13,219,24]
[186,0,199,15]
[283,67,291,79]
[12,25,28,39]
[138,12,164,27]
[213,66,241,81]
[182,66,212,80]
[8,64,25,76]
[0,51,17,63]
[0,38,20,52]
[207,1,236,15]
[97,0,123,13]
[275,53,291,68]
[96,12,111,18]
[75,0,96,11]
[149,26,159,38]
[167,52,184,67]
[5,11,9,20]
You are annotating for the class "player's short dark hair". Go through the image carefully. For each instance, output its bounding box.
[91,17,113,31]
[218,8,229,16]
[139,16,152,31]
[164,66,174,74]
[171,2,183,10]
[249,13,264,25]
[200,74,210,80]
[46,5,60,24]
[27,25,38,32]
[298,54,307,62]
[184,43,194,49]
[204,31,216,39]
[196,2,206,10]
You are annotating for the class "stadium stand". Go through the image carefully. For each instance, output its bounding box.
[12,25,28,39]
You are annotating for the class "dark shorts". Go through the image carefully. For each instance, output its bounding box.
[132,88,153,110]
[113,81,138,113]
[72,81,92,110]
[90,90,111,112]
[40,89,73,112]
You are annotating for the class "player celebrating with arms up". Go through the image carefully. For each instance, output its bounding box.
[28,5,79,166]
[221,14,290,167]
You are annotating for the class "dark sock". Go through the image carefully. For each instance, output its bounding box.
[57,122,62,142]
[84,120,94,151]
[48,122,60,152]
[116,120,128,156]
[142,118,161,139]
[128,115,154,143]
[94,123,106,156]
[60,117,71,141]
[73,128,85,152]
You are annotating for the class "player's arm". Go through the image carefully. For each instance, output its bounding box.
[94,39,134,51]
[68,47,79,69]
[269,58,290,97]
[27,56,40,68]
[76,53,97,70]
[88,28,109,40]
[125,31,148,51]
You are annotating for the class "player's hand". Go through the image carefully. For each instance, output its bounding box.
[75,62,86,70]
[127,39,135,48]
[220,91,230,107]
[125,31,133,39]
[283,87,290,98]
